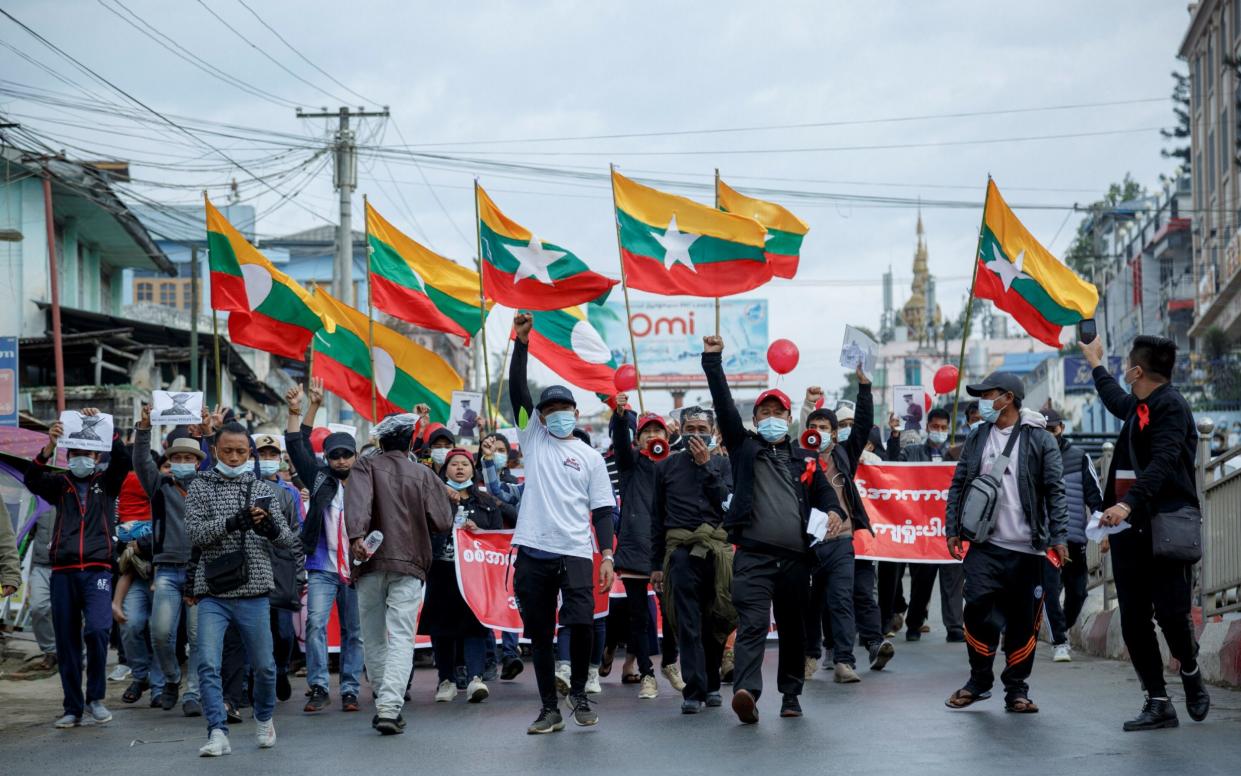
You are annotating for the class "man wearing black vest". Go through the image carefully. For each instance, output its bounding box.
[1081,334,1209,731]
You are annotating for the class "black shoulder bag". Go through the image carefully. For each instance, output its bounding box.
[205,480,252,595]
[1127,426,1202,563]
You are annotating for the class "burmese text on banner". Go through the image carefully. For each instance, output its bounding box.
[851,462,961,563]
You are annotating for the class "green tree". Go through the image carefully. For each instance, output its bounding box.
[1160,70,1191,173]
[1063,174,1147,276]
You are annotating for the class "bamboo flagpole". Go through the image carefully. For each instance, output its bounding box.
[949,175,992,446]
[492,328,513,425]
[713,168,722,336]
[609,163,645,414]
[211,310,222,403]
[473,179,494,430]
[363,195,378,421]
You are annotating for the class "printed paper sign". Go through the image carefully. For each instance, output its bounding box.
[57,411,114,452]
[449,391,484,439]
[852,462,963,563]
[891,385,926,432]
[151,390,203,425]
[839,325,879,373]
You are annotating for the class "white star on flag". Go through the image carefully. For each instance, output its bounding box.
[652,214,700,272]
[509,235,565,285]
[985,245,1031,292]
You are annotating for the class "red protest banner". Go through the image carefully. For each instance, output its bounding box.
[851,462,961,563]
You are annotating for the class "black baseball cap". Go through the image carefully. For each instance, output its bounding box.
[536,385,577,411]
[323,432,357,457]
[1041,408,1063,426]
[965,371,1025,401]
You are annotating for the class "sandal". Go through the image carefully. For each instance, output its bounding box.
[122,679,147,704]
[599,646,616,678]
[945,687,992,709]
[1005,696,1039,713]
[621,673,641,685]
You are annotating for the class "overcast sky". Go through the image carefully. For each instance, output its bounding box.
[0,0,1191,415]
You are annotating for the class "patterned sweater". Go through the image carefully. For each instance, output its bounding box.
[186,469,299,599]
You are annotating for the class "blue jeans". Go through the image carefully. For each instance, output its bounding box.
[149,567,190,691]
[305,570,363,696]
[501,631,521,661]
[121,580,164,690]
[556,617,606,664]
[197,596,275,735]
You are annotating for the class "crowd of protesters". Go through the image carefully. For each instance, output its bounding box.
[4,316,1211,753]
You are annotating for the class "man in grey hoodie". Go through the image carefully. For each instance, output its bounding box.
[942,372,1068,715]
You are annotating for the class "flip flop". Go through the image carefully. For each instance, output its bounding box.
[945,687,992,709]
[621,673,641,685]
[1005,697,1039,713]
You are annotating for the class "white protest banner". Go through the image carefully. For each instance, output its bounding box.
[57,411,113,452]
[151,390,203,425]
[840,325,879,373]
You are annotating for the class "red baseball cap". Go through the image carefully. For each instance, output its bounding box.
[754,388,791,411]
[636,413,667,433]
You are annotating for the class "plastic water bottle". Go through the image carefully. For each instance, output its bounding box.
[453,505,467,528]
[353,530,383,565]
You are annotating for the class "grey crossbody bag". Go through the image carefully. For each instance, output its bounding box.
[958,426,1020,543]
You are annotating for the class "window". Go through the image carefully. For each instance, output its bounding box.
[1209,128,1216,193]
[183,283,194,310]
[1194,55,1202,108]
[1208,36,1215,92]
[135,281,153,303]
[903,358,922,386]
[1197,151,1204,206]
[1235,0,1241,39]
[1223,108,1231,182]
[158,282,176,306]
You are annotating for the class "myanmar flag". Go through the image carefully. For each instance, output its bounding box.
[612,170,771,296]
[716,177,808,279]
[477,183,617,310]
[974,180,1098,348]
[528,304,618,401]
[366,201,492,343]
[205,197,333,360]
[310,290,463,423]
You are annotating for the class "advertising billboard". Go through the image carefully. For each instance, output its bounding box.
[589,299,768,387]
[0,336,16,427]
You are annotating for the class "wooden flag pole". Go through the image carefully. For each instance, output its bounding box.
[473,179,494,430]
[364,195,378,421]
[211,309,222,403]
[714,168,722,336]
[949,175,992,446]
[610,164,645,414]
[492,328,513,427]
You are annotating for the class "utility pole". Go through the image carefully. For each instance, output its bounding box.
[297,106,389,421]
[190,244,200,390]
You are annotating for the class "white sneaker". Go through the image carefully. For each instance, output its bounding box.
[638,674,658,700]
[466,676,489,703]
[435,679,458,702]
[554,661,571,696]
[833,663,862,684]
[108,664,131,682]
[1052,643,1072,663]
[661,663,686,692]
[199,729,232,757]
[255,718,275,748]
[586,666,602,695]
[53,713,80,729]
[83,701,112,725]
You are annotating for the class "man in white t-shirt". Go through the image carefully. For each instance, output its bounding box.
[508,312,617,735]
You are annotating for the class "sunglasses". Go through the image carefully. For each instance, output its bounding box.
[327,450,355,461]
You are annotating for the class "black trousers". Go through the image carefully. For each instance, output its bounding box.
[621,577,654,678]
[877,561,907,628]
[514,550,594,710]
[222,623,247,707]
[732,549,809,700]
[961,543,1044,698]
[905,563,965,637]
[667,547,724,701]
[853,559,884,648]
[1110,525,1198,697]
[1043,542,1088,645]
[804,539,857,666]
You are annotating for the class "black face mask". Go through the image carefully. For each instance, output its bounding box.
[328,467,350,481]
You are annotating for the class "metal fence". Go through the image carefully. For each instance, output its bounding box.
[1198,419,1241,615]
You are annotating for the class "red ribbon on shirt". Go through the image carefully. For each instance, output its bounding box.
[1136,403,1150,430]
[800,458,818,486]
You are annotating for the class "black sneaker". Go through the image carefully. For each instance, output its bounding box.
[341,693,360,713]
[374,717,404,736]
[371,714,406,730]
[1181,670,1210,722]
[569,694,598,727]
[527,707,565,734]
[225,703,243,724]
[501,657,525,681]
[946,630,966,643]
[1123,697,1179,731]
[905,630,922,642]
[276,671,292,702]
[868,640,895,671]
[161,683,179,711]
[705,692,723,707]
[304,685,330,713]
[731,689,758,724]
[681,699,705,714]
[780,694,803,718]
[483,656,499,682]
[182,697,202,718]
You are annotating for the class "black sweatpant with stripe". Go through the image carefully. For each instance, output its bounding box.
[961,542,1045,700]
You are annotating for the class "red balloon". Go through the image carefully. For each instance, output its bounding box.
[309,426,330,454]
[924,393,933,413]
[767,339,800,375]
[932,364,960,395]
[614,364,638,392]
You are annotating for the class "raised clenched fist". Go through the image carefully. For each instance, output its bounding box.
[514,312,533,343]
[702,335,724,354]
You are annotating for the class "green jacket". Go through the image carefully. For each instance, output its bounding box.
[662,523,736,643]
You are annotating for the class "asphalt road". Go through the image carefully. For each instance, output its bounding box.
[2,633,1238,775]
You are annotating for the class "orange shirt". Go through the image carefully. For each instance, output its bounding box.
[117,471,152,523]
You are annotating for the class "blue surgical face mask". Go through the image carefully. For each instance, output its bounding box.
[492,452,509,469]
[68,456,96,478]
[544,410,577,438]
[170,462,197,480]
[430,448,449,466]
[447,478,473,491]
[836,427,852,443]
[756,417,789,443]
[818,435,835,453]
[215,460,251,479]
[258,459,281,478]
[978,398,1003,424]
[928,430,949,446]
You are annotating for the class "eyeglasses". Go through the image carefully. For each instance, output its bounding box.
[327,450,355,461]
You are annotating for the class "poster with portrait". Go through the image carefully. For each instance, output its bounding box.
[449,391,484,440]
[150,390,203,425]
[56,411,114,452]
[891,385,926,432]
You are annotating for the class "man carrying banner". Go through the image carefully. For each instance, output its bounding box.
[702,334,844,724]
[509,312,617,735]
[649,405,734,714]
[943,372,1067,714]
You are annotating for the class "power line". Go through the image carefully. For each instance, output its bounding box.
[391,121,473,252]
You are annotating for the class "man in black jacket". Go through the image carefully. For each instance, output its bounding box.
[24,408,131,729]
[1082,334,1209,730]
[284,380,362,715]
[702,334,843,724]
[943,372,1067,714]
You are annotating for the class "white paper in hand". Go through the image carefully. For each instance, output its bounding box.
[151,390,203,425]
[1085,511,1131,542]
[57,411,114,452]
[839,325,879,373]
[806,508,830,546]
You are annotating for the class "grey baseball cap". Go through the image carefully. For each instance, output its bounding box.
[965,371,1025,401]
[536,385,576,411]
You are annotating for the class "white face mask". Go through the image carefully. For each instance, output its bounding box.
[430,448,449,466]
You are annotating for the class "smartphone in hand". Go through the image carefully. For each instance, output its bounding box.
[253,496,273,513]
[1077,318,1097,344]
